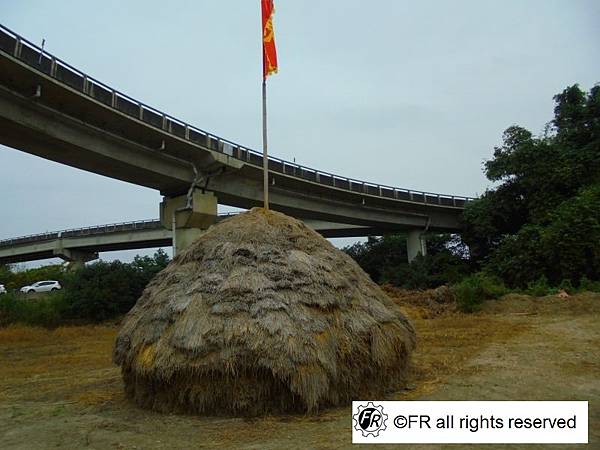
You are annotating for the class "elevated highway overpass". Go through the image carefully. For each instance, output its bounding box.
[0,24,474,261]
[0,216,379,266]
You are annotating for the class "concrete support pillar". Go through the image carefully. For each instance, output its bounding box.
[173,228,204,255]
[160,190,217,256]
[53,247,98,270]
[67,259,87,271]
[407,230,427,263]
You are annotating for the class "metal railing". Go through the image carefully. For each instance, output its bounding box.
[0,23,475,209]
[0,219,162,248]
[0,214,242,248]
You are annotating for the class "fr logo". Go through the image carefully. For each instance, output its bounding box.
[353,402,388,437]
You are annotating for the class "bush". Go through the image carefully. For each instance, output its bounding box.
[579,276,600,293]
[452,279,482,313]
[64,250,170,322]
[0,291,71,327]
[344,234,471,289]
[558,279,575,294]
[382,251,470,289]
[524,275,558,297]
[64,261,144,321]
[451,273,508,313]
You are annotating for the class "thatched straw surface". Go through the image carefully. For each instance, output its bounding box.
[113,208,416,415]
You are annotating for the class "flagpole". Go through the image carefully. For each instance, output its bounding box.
[262,77,269,211]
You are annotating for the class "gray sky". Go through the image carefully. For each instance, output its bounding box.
[1,0,599,266]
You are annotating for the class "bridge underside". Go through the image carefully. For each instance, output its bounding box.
[0,218,394,265]
[0,49,464,233]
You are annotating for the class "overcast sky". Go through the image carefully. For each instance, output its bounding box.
[1,0,599,266]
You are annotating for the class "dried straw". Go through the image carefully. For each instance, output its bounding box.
[114,208,416,415]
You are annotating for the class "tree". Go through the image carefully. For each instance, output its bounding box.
[344,235,408,282]
[65,249,171,321]
[463,83,600,287]
[344,234,470,289]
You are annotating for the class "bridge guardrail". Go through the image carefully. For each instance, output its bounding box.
[0,214,242,248]
[0,219,163,248]
[0,24,475,210]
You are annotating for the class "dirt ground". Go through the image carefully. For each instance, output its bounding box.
[0,292,598,449]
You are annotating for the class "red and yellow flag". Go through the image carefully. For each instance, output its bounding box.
[261,0,278,79]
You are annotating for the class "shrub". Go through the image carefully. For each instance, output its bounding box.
[452,278,482,313]
[558,279,575,294]
[382,251,470,289]
[344,234,471,290]
[579,276,600,293]
[344,236,408,283]
[479,273,510,299]
[451,273,508,313]
[64,250,170,322]
[0,291,71,327]
[524,275,558,297]
[64,261,143,321]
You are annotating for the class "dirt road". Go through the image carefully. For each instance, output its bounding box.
[0,292,598,449]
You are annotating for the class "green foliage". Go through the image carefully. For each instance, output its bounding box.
[463,83,600,287]
[451,279,481,313]
[484,224,547,287]
[0,249,170,326]
[539,185,600,283]
[131,248,170,277]
[382,251,470,289]
[64,249,170,322]
[485,185,600,287]
[477,273,510,299]
[524,275,558,297]
[579,276,600,293]
[558,279,575,294]
[344,234,470,289]
[0,265,11,286]
[451,273,509,313]
[344,235,408,282]
[0,291,71,327]
[64,261,143,321]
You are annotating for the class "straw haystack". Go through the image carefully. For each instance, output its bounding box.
[113,208,416,415]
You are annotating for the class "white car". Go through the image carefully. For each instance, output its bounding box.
[20,280,62,294]
[0,284,6,295]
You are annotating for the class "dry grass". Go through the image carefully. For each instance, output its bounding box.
[2,291,594,408]
[403,309,531,398]
[1,292,599,448]
[0,324,120,406]
[386,289,600,398]
[0,324,113,344]
[486,291,600,315]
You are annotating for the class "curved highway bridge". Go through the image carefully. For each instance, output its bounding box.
[0,215,381,265]
[0,24,474,263]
